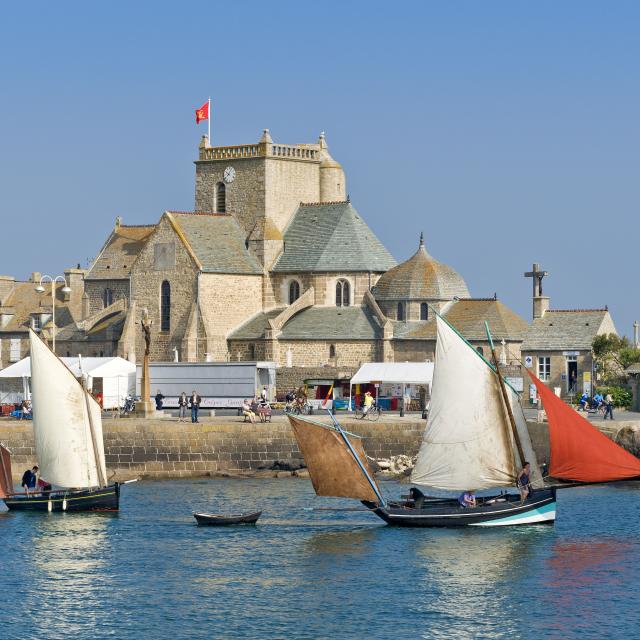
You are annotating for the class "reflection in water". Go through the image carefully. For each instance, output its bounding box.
[412,528,550,638]
[542,538,637,637]
[24,514,113,638]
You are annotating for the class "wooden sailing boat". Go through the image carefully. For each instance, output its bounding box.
[289,313,640,527]
[2,330,120,512]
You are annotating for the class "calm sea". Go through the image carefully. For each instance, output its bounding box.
[1,478,640,640]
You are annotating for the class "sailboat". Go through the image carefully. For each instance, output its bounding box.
[288,313,640,527]
[2,330,121,512]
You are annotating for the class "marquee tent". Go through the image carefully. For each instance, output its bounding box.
[349,362,434,412]
[0,356,136,409]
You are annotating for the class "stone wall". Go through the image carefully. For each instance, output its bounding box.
[279,340,378,368]
[521,350,593,397]
[84,279,129,316]
[129,216,198,362]
[0,417,425,481]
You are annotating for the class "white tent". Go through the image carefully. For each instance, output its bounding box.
[0,356,136,409]
[349,362,434,412]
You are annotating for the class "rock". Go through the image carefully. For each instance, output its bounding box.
[615,425,640,457]
[376,459,391,470]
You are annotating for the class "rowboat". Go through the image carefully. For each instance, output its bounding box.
[193,510,262,526]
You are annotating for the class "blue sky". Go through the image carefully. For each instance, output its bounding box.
[0,1,638,337]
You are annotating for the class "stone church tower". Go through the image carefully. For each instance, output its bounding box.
[194,129,346,269]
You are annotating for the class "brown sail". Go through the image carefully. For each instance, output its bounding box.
[0,444,13,498]
[288,415,380,502]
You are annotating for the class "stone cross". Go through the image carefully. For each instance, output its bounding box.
[500,339,507,365]
[524,263,549,297]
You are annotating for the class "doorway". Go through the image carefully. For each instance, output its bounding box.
[567,357,578,395]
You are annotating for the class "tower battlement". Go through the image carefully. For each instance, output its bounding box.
[198,142,321,162]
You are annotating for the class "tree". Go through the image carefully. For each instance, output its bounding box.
[592,333,640,382]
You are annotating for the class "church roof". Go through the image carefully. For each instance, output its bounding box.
[86,224,155,280]
[279,306,381,340]
[393,299,528,342]
[521,309,615,351]
[373,234,469,301]
[272,201,396,273]
[229,306,381,341]
[168,212,263,275]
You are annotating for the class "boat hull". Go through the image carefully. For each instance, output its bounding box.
[194,510,262,526]
[3,483,120,512]
[368,488,556,527]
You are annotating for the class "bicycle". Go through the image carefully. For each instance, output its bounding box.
[285,400,312,415]
[355,403,382,421]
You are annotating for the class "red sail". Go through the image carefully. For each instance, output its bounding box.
[528,372,640,482]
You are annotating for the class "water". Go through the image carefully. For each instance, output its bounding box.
[2,478,640,640]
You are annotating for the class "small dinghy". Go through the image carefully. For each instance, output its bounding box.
[193,510,262,526]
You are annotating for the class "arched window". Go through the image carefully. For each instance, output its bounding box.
[103,288,113,309]
[160,280,171,332]
[420,303,428,321]
[335,279,350,307]
[288,280,300,304]
[476,346,484,356]
[397,302,405,321]
[329,344,336,358]
[216,182,226,213]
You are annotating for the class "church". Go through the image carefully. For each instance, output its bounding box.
[0,127,617,394]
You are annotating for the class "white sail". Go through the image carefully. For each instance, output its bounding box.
[411,316,518,490]
[509,388,543,487]
[29,331,107,488]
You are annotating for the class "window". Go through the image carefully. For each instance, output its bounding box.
[329,344,336,358]
[538,356,551,381]
[476,346,484,356]
[420,303,428,321]
[103,288,113,308]
[216,182,226,213]
[32,315,41,331]
[160,280,171,332]
[288,280,300,304]
[397,302,405,321]
[9,338,21,362]
[248,344,255,360]
[335,279,350,307]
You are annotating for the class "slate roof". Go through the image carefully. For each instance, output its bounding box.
[86,225,154,280]
[169,213,263,275]
[279,306,381,340]
[272,201,396,273]
[521,309,612,351]
[393,299,529,342]
[373,235,470,301]
[626,363,640,375]
[228,308,285,340]
[0,281,78,333]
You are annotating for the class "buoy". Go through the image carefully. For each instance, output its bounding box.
[62,498,67,511]
[47,500,52,512]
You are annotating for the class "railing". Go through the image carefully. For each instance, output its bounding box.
[199,142,320,161]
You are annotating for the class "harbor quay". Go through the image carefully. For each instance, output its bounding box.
[3,413,640,483]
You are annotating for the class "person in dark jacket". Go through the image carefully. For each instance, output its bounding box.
[21,465,38,493]
[189,390,202,423]
[155,390,165,411]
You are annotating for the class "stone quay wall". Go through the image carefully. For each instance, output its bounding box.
[1,416,636,483]
[0,417,425,482]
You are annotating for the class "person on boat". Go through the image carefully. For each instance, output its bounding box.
[21,465,38,494]
[458,490,476,508]
[517,462,532,502]
[155,390,165,411]
[178,392,188,422]
[362,391,374,416]
[242,399,256,424]
[603,393,614,420]
[190,390,202,423]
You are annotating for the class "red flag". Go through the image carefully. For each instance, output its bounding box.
[195,100,209,124]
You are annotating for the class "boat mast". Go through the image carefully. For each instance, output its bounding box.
[484,321,525,467]
[79,360,107,489]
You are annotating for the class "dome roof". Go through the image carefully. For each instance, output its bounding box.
[373,234,470,301]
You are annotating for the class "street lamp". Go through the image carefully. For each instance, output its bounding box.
[35,275,71,354]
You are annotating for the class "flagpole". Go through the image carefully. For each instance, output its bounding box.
[208,97,211,146]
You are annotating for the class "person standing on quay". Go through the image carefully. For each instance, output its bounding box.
[190,390,202,423]
[178,392,188,422]
[603,393,614,420]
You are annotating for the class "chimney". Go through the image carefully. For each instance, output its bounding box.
[634,320,639,349]
[30,272,41,284]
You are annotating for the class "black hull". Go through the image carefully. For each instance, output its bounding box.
[365,488,556,528]
[3,483,120,512]
[194,510,262,525]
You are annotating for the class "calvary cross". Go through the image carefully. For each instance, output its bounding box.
[524,263,548,297]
